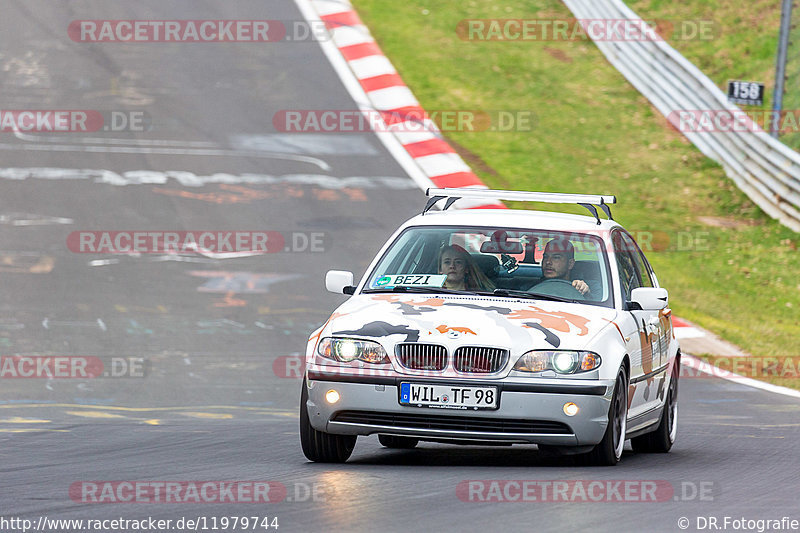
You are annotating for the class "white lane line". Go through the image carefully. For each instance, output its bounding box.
[683,354,800,400]
[12,129,217,147]
[0,213,74,226]
[0,143,332,171]
[229,133,378,156]
[0,168,420,189]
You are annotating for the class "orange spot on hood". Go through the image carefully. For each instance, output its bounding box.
[435,325,477,335]
[506,306,590,335]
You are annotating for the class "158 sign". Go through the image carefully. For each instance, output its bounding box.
[727,80,764,106]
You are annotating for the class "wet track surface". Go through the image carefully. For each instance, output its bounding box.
[1,1,799,532]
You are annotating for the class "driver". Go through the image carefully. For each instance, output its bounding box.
[538,238,591,296]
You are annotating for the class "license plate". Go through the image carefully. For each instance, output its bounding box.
[399,383,498,410]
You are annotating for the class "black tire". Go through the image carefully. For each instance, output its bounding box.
[299,379,356,463]
[378,434,419,449]
[584,367,628,466]
[631,360,678,453]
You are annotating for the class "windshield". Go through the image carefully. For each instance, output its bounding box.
[362,226,614,307]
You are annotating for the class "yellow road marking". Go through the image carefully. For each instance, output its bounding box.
[65,411,128,419]
[0,404,292,415]
[0,428,69,433]
[179,412,234,419]
[0,417,50,424]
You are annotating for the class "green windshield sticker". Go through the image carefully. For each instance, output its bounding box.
[377,274,447,288]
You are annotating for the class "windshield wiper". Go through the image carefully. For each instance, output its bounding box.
[362,286,474,295]
[485,289,581,303]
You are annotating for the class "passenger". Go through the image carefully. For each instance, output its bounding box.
[438,244,495,291]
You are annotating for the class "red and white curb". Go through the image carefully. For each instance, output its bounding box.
[296,0,502,210]
[672,316,742,355]
[672,317,705,340]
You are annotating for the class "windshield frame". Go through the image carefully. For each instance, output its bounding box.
[359,224,616,308]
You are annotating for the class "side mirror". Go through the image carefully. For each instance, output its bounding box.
[326,270,355,295]
[630,287,668,311]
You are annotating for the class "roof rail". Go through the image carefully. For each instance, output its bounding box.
[423,188,617,225]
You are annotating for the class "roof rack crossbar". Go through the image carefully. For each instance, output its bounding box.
[423,188,617,220]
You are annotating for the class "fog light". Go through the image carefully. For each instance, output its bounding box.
[325,389,340,404]
[563,402,579,416]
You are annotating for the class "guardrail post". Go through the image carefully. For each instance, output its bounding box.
[772,0,794,138]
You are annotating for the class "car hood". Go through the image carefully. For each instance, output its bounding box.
[318,293,619,354]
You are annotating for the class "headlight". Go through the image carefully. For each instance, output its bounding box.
[318,338,389,364]
[513,350,601,374]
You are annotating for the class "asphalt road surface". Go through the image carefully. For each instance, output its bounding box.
[1,1,798,532]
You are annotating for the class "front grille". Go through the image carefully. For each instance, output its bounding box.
[454,347,509,373]
[396,344,447,371]
[332,411,572,435]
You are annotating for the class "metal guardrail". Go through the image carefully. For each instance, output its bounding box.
[563,0,800,232]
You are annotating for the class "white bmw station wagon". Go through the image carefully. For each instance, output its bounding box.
[301,189,680,466]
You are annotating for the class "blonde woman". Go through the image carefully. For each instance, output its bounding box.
[438,244,495,291]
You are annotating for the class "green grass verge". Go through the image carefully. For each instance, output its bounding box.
[352,0,800,371]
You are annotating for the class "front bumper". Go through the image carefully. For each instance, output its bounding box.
[305,372,615,446]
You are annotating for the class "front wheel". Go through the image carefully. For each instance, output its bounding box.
[584,367,628,466]
[299,379,356,463]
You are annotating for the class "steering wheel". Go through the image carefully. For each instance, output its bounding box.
[529,278,585,300]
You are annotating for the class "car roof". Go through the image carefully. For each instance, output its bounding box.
[401,208,621,234]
